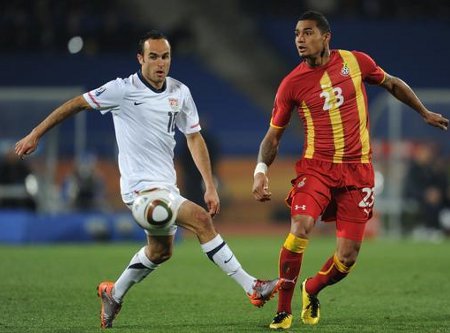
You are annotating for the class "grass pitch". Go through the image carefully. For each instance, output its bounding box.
[0,235,449,333]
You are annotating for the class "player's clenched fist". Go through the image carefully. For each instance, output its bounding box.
[253,173,272,202]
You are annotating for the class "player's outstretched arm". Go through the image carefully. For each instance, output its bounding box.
[252,126,285,202]
[381,74,448,130]
[15,95,92,158]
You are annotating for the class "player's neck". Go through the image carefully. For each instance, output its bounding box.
[305,49,331,67]
[145,77,165,91]
[138,70,167,92]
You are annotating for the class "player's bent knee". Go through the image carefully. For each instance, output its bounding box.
[339,255,356,268]
[291,214,315,237]
[181,206,215,239]
[193,209,214,233]
[176,201,216,240]
[150,250,172,264]
[336,245,360,267]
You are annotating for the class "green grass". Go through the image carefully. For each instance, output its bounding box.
[0,236,449,332]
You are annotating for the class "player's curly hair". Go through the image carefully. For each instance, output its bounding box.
[138,30,169,54]
[299,11,331,34]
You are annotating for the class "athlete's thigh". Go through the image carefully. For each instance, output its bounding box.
[333,186,375,241]
[335,187,374,223]
[289,174,332,220]
[338,162,375,221]
[335,218,367,242]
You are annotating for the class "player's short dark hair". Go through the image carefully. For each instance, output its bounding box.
[138,30,169,54]
[299,11,331,34]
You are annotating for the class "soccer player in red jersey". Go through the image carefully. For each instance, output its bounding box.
[252,11,449,329]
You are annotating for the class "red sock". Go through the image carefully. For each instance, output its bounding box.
[277,246,303,314]
[306,254,352,295]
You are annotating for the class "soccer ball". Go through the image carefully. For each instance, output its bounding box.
[131,190,176,230]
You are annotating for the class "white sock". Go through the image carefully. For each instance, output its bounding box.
[112,246,159,303]
[201,234,256,294]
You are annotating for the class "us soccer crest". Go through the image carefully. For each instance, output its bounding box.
[340,62,350,76]
[168,98,180,112]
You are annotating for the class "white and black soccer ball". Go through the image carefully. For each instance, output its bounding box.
[132,190,176,231]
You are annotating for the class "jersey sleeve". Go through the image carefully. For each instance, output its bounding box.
[270,78,294,128]
[176,86,201,135]
[83,78,125,114]
[353,51,386,85]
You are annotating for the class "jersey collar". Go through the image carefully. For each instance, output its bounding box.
[137,70,167,93]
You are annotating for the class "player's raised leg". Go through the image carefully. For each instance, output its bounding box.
[176,200,283,307]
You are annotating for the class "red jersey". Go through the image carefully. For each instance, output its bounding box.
[271,49,385,163]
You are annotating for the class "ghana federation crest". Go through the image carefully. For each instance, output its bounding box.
[340,62,350,76]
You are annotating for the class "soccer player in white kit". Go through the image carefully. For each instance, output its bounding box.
[15,31,283,329]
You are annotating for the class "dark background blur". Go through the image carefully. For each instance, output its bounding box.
[2,0,450,155]
[1,0,449,242]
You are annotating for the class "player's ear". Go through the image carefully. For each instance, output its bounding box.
[137,53,144,65]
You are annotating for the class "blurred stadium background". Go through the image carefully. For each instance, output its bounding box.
[1,0,450,243]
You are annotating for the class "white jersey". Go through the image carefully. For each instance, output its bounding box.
[83,71,201,203]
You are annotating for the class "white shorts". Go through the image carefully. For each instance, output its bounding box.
[126,186,187,236]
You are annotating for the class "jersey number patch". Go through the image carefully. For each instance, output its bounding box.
[167,112,177,133]
[320,87,344,111]
[358,187,375,208]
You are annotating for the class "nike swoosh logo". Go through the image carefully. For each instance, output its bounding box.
[224,255,234,264]
[134,101,144,105]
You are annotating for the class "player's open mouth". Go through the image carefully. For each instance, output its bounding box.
[298,46,307,52]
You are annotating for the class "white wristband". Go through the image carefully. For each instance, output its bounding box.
[254,162,268,177]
